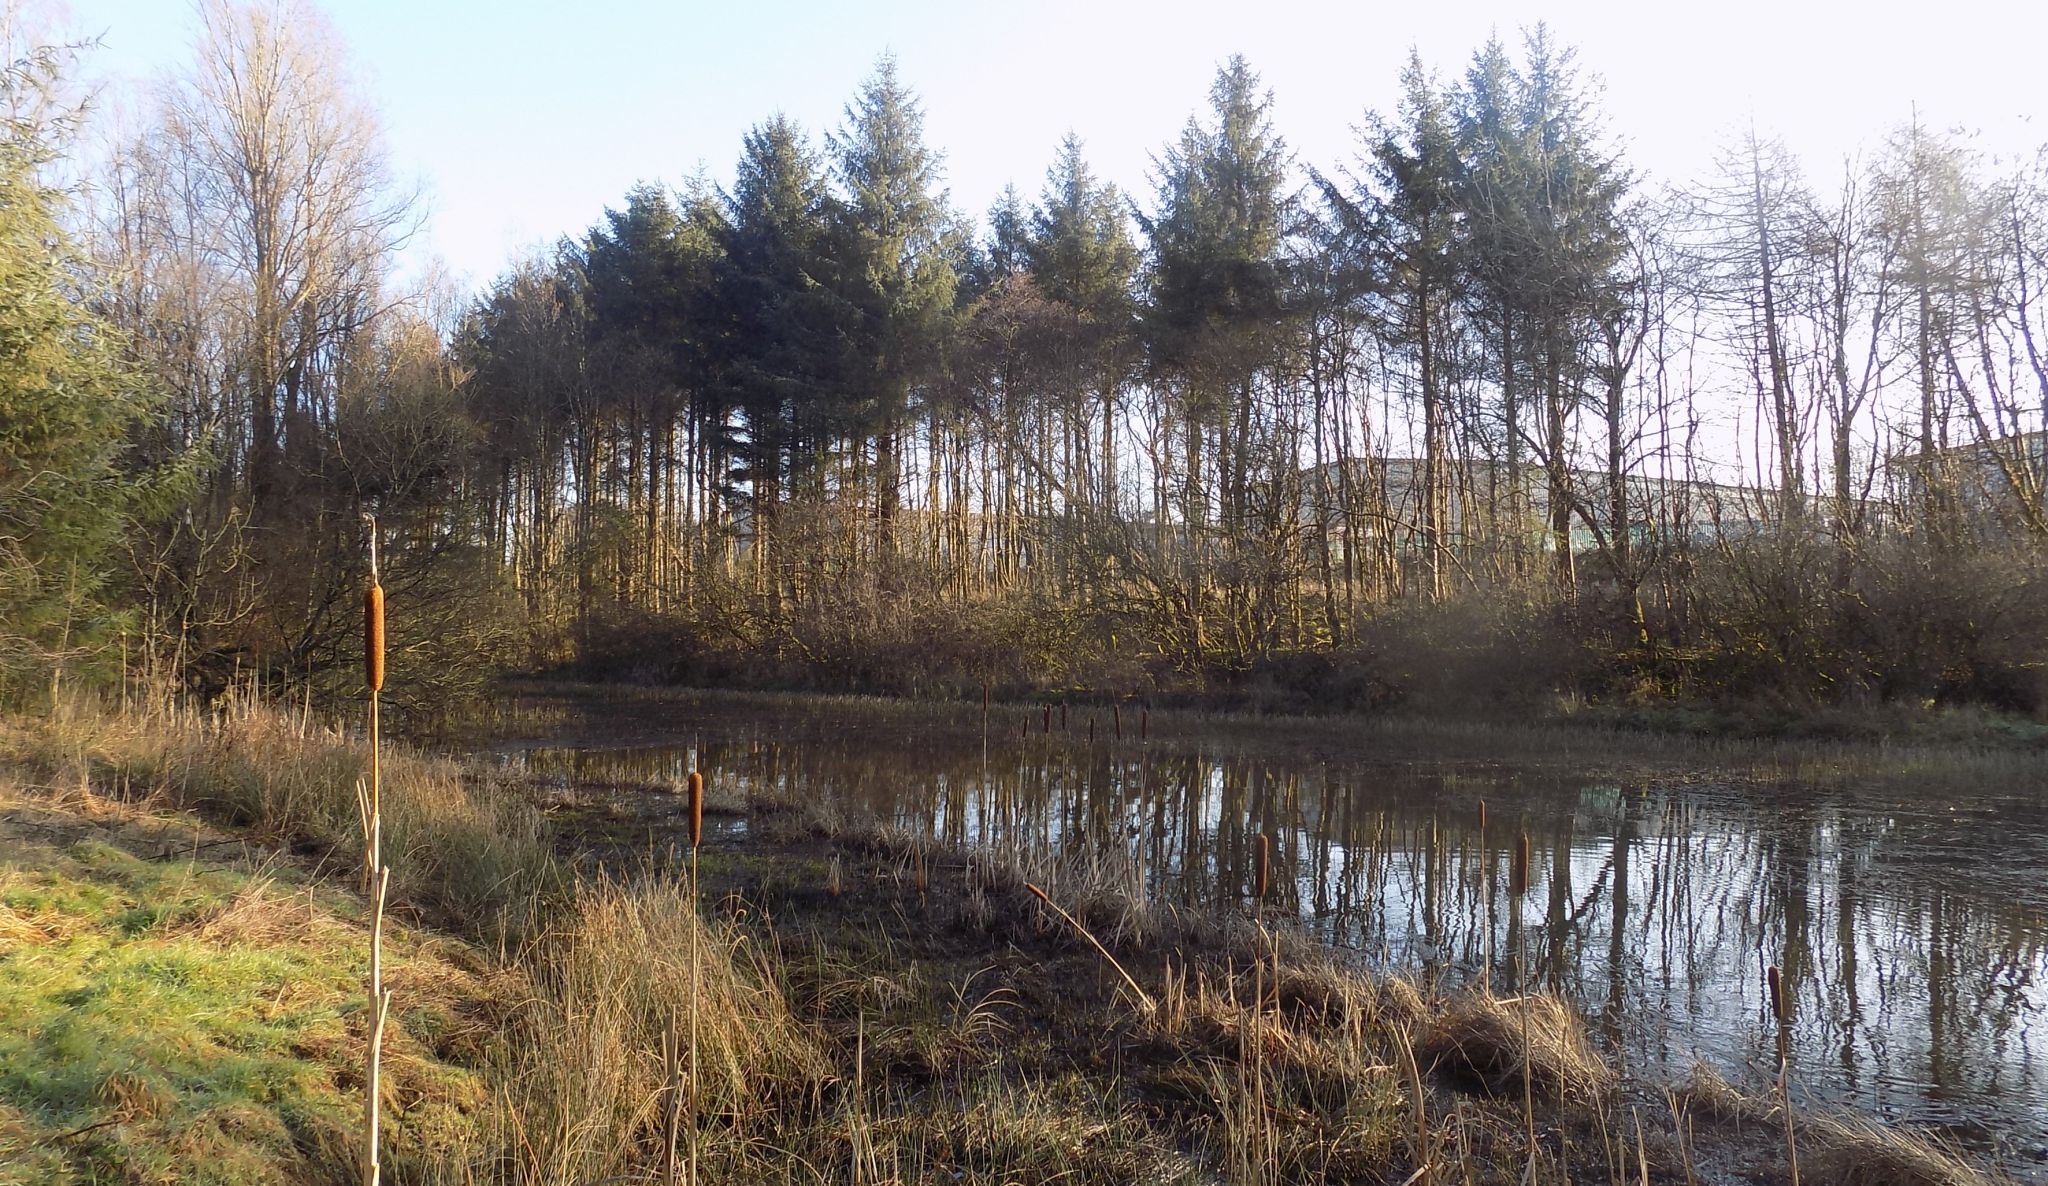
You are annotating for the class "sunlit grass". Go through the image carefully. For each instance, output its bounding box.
[0,791,500,1185]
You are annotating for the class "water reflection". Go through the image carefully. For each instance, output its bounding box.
[506,718,2048,1164]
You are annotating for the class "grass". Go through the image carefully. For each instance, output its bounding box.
[1,696,554,934]
[0,692,2024,1186]
[0,780,508,1185]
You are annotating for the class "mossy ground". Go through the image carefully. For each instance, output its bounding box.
[0,783,510,1185]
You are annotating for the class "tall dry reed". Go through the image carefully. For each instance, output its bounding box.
[357,514,392,1186]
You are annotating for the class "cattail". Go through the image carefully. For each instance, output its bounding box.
[1088,717,1095,743]
[1043,705,1051,734]
[1140,706,1149,741]
[1113,704,1122,740]
[1511,829,1531,898]
[827,855,842,899]
[1253,832,1271,901]
[687,770,704,850]
[364,583,384,693]
[1477,800,1487,834]
[1766,964,1785,1025]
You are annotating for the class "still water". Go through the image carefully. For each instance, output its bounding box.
[499,693,2048,1168]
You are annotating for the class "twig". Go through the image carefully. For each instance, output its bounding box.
[1025,882,1156,1013]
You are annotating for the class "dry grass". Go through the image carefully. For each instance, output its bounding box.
[1421,989,1615,1102]
[488,873,829,1184]
[0,696,552,933]
[1805,1118,2005,1186]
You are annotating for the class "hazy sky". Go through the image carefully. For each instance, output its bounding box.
[51,0,2048,293]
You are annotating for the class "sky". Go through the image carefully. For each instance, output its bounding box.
[38,0,2048,296]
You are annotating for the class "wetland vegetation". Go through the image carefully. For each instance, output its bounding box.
[5,0,2048,1181]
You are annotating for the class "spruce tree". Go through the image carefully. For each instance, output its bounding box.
[828,55,962,556]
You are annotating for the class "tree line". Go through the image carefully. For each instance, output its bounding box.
[6,0,2048,719]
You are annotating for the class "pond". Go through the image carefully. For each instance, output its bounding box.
[492,689,2048,1171]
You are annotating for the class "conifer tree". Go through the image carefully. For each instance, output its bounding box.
[829,55,963,556]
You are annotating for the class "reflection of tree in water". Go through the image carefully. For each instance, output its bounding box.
[516,724,2048,1156]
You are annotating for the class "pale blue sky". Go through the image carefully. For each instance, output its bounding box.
[49,0,2048,293]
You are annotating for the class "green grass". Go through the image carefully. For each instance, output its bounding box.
[0,794,499,1185]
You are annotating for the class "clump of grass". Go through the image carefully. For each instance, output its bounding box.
[492,873,829,1184]
[1423,989,1613,1101]
[1675,1063,1759,1125]
[1804,1118,2005,1186]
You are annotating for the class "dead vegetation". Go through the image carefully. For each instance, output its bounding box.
[0,699,2022,1186]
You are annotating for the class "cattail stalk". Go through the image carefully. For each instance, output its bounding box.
[686,770,704,1186]
[1768,963,1798,1186]
[1478,800,1492,991]
[357,514,388,1186]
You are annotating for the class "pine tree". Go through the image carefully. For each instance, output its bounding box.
[1138,54,1293,664]
[1026,134,1138,509]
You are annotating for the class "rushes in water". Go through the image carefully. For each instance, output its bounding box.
[1477,800,1491,992]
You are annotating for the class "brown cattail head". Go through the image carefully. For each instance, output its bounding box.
[1253,833,1271,901]
[1766,964,1785,1024]
[1089,718,1095,743]
[1477,800,1488,833]
[687,771,704,849]
[1140,706,1149,741]
[364,583,385,693]
[1113,704,1122,739]
[1043,705,1051,734]
[1511,829,1531,897]
[827,855,842,899]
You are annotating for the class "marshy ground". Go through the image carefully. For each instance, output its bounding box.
[0,693,2033,1184]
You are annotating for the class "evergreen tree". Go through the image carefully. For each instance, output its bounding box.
[828,54,963,555]
[716,115,848,605]
[0,48,155,692]
[1138,55,1293,663]
[1345,50,1468,600]
[1026,134,1138,508]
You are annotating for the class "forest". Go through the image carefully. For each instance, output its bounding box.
[8,0,2048,725]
